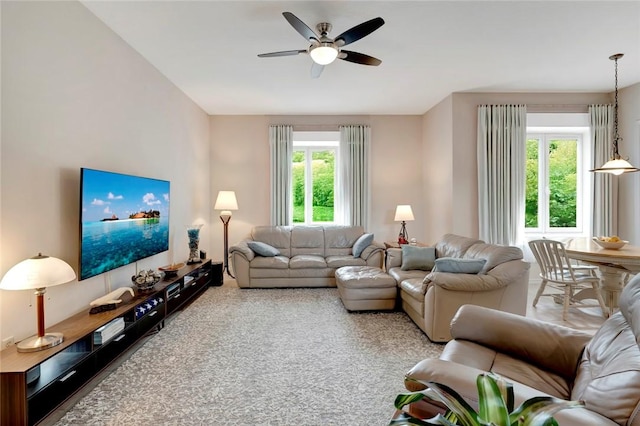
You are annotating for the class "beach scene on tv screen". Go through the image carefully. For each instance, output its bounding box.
[80,169,170,280]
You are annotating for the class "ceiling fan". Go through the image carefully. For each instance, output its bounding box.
[258,12,385,78]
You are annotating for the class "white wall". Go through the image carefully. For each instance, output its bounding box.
[1,2,210,343]
[209,115,425,264]
[618,82,640,245]
[422,95,453,243]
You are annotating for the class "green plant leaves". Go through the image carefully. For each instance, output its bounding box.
[509,396,584,426]
[390,374,584,426]
[477,374,509,426]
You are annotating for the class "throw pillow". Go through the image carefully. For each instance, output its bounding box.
[353,233,374,257]
[247,241,280,257]
[401,245,436,271]
[432,257,486,274]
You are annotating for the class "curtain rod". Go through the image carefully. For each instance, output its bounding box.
[526,104,590,113]
[292,124,341,131]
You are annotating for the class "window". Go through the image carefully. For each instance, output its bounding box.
[525,125,590,236]
[292,132,340,225]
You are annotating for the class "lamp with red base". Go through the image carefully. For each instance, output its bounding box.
[0,254,76,352]
[394,205,414,245]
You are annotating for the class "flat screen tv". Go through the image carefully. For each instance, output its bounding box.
[79,168,170,281]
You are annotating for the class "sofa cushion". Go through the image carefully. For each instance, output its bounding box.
[289,255,327,269]
[388,267,429,286]
[247,241,280,257]
[463,243,523,273]
[432,257,486,274]
[290,226,324,256]
[353,233,373,257]
[252,226,292,258]
[326,255,367,269]
[400,278,425,300]
[401,245,436,271]
[250,256,289,269]
[435,234,484,259]
[325,226,364,256]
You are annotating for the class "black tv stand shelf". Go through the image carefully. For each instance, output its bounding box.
[0,259,213,426]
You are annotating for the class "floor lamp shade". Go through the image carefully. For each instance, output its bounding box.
[0,254,76,352]
[214,191,238,215]
[214,191,238,277]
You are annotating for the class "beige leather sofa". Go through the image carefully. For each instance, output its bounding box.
[404,273,640,425]
[387,234,530,342]
[229,225,384,288]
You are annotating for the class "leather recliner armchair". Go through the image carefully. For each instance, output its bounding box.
[404,273,640,425]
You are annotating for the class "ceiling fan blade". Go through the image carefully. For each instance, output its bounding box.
[334,17,385,47]
[311,62,324,79]
[283,12,319,43]
[258,49,306,58]
[339,50,382,66]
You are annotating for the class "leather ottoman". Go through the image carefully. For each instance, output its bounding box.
[335,266,398,311]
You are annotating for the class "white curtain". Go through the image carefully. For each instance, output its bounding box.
[477,105,527,246]
[269,125,293,226]
[339,125,371,228]
[589,105,617,237]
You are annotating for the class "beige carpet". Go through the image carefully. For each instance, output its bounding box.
[53,284,444,425]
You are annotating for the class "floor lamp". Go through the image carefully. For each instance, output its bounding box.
[214,191,238,277]
[0,254,76,352]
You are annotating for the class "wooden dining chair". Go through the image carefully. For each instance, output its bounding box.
[528,239,609,320]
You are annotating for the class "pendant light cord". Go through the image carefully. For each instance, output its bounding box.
[612,55,621,160]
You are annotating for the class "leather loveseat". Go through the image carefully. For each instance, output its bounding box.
[404,273,640,425]
[229,225,384,288]
[387,234,530,342]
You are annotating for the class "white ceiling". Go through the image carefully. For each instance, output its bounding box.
[80,1,640,116]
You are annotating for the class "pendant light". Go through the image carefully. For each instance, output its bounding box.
[591,53,640,175]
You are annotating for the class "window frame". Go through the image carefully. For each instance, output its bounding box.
[292,131,340,226]
[525,124,591,238]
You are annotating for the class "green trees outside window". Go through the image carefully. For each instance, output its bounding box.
[293,149,335,223]
[525,137,578,230]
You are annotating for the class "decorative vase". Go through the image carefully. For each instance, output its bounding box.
[187,224,203,264]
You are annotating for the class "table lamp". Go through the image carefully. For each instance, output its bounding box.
[394,205,414,245]
[0,254,76,352]
[214,190,238,277]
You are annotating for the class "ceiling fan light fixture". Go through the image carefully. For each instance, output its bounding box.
[309,44,338,65]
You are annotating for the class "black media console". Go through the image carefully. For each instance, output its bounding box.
[1,259,213,426]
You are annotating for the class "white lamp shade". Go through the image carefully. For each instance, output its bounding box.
[214,191,238,211]
[0,254,76,291]
[394,205,415,222]
[309,45,338,65]
[593,158,640,175]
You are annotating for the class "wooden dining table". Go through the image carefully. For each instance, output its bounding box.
[565,237,640,309]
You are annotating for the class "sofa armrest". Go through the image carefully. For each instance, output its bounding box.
[229,240,255,261]
[360,241,385,260]
[386,248,402,269]
[486,259,530,285]
[450,305,592,379]
[425,272,503,292]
